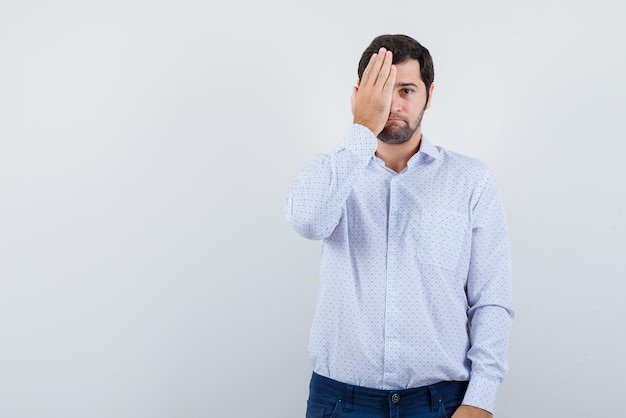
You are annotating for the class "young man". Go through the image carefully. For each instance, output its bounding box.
[284,34,513,418]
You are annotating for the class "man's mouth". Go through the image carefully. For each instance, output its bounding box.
[387,115,406,123]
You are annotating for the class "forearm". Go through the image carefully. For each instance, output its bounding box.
[284,124,376,240]
[463,304,513,412]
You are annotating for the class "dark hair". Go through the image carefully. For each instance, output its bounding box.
[358,34,434,101]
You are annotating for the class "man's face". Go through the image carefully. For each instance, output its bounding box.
[378,59,432,145]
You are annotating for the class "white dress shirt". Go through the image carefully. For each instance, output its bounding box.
[284,124,514,413]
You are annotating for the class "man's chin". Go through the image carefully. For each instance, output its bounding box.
[378,133,409,144]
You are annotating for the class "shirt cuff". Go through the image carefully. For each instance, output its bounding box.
[461,374,501,414]
[339,124,377,162]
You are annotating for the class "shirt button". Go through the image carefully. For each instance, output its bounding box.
[391,393,400,403]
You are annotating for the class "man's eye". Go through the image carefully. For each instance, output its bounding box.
[402,88,413,94]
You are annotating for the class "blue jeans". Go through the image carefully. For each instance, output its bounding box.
[306,372,468,418]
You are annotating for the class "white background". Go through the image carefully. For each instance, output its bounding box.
[1,1,624,417]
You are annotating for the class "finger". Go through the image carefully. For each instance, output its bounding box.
[362,47,387,87]
[359,52,378,86]
[374,50,393,89]
[382,64,396,95]
[369,47,389,87]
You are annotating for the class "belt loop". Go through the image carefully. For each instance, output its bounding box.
[428,384,441,412]
[343,384,354,412]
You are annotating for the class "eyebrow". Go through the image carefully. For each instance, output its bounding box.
[396,82,419,89]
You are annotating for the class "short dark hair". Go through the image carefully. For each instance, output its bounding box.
[358,34,434,101]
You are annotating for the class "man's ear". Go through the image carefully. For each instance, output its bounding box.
[425,83,435,109]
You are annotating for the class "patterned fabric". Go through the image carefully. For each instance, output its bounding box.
[284,124,514,413]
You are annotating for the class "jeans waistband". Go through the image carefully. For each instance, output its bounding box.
[310,372,468,410]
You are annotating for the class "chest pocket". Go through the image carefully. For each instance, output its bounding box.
[416,210,468,270]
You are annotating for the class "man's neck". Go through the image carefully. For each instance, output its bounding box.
[375,132,422,173]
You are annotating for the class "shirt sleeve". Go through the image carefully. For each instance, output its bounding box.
[462,169,515,413]
[284,124,377,240]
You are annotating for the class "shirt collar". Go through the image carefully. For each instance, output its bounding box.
[407,134,440,167]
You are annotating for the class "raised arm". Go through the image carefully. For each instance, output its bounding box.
[284,48,395,240]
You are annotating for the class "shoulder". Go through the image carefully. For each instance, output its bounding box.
[432,143,492,179]
[419,135,497,199]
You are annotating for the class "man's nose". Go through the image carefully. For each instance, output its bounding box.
[390,95,402,113]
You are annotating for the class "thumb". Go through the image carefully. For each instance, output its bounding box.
[351,85,358,115]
